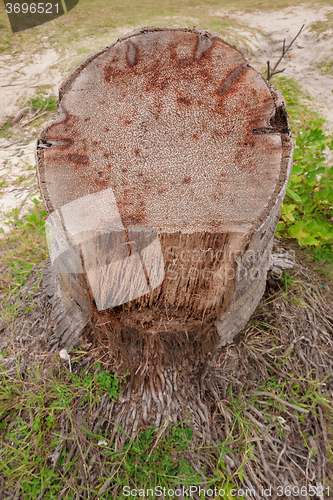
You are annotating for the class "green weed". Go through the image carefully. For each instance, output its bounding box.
[68,361,123,404]
[276,123,333,247]
[318,60,333,75]
[99,425,202,497]
[273,77,333,252]
[0,119,12,139]
[272,83,333,280]
[13,174,28,185]
[27,91,58,114]
[0,357,231,499]
[279,270,297,294]
[274,76,320,129]
[1,281,332,497]
[310,244,333,263]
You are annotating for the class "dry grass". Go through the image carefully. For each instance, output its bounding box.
[310,11,333,37]
[0,243,332,498]
[1,0,333,58]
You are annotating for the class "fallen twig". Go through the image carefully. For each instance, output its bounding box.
[0,140,22,149]
[11,107,30,125]
[19,110,48,128]
[146,416,169,461]
[249,390,310,414]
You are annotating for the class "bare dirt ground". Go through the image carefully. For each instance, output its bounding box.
[227,5,333,131]
[1,5,332,129]
[0,48,61,126]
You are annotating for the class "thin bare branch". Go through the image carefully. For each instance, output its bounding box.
[267,24,304,81]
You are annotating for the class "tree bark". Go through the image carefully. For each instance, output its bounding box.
[36,26,293,374]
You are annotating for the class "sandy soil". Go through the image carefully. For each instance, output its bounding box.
[225,5,333,131]
[0,49,62,126]
[1,6,333,130]
[0,49,65,232]
[0,140,39,234]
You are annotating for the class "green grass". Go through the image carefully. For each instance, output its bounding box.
[0,202,245,497]
[0,351,245,499]
[277,124,333,246]
[27,90,58,114]
[318,60,333,75]
[0,197,48,323]
[310,11,333,37]
[0,15,332,496]
[282,238,333,286]
[12,174,29,185]
[274,75,322,131]
[0,356,122,499]
[1,297,332,498]
[272,75,333,283]
[0,89,58,138]
[0,118,12,139]
[1,200,331,497]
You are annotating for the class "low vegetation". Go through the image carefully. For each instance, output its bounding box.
[27,90,58,114]
[0,89,58,139]
[1,264,332,498]
[272,76,333,283]
[0,0,333,57]
[277,121,333,247]
[0,198,48,324]
[310,11,333,38]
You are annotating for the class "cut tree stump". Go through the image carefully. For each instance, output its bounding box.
[37,26,293,375]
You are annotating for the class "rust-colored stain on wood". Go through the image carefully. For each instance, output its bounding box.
[38,27,287,235]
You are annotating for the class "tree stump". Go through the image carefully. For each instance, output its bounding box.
[37,26,293,387]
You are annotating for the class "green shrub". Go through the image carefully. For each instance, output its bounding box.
[276,122,333,247]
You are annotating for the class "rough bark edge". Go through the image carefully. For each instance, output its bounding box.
[217,128,293,345]
[42,260,89,351]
